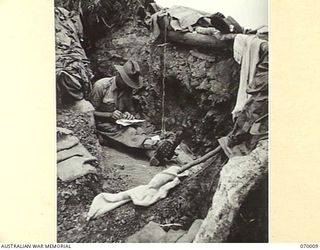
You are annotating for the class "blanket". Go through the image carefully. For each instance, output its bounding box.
[150,5,211,40]
[55,7,93,102]
[232,34,265,120]
[57,127,97,182]
[87,166,182,220]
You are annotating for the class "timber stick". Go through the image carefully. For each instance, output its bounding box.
[167,31,228,49]
[179,146,222,173]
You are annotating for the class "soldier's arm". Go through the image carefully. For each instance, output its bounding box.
[94,110,123,121]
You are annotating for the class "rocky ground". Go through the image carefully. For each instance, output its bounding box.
[55,110,267,242]
[55,0,268,243]
[56,110,228,243]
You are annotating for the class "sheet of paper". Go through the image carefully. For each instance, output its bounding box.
[116,119,146,126]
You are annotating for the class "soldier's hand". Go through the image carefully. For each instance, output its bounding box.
[112,110,123,120]
[123,111,135,120]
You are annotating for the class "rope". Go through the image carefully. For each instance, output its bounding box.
[161,21,167,135]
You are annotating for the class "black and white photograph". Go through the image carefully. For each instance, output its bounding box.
[55,0,268,243]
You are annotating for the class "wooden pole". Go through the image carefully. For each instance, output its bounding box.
[166,31,229,49]
[179,146,222,173]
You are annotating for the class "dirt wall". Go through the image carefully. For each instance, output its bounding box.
[89,21,240,154]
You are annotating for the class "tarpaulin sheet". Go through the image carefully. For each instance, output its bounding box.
[55,7,93,101]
